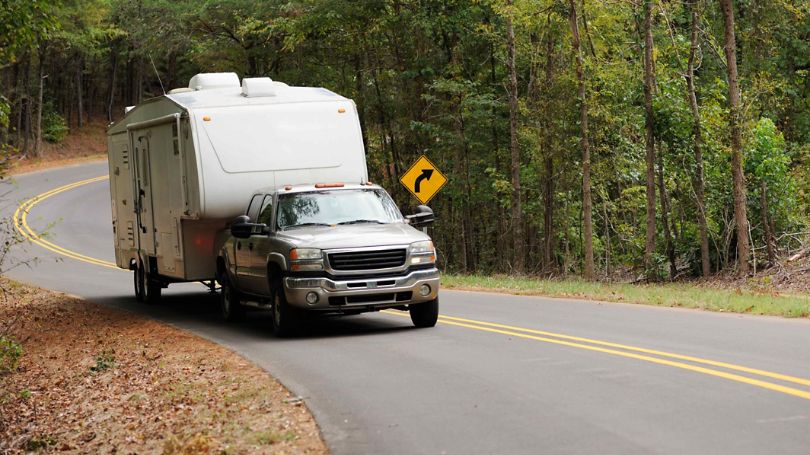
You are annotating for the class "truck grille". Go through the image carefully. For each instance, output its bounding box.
[328,248,407,271]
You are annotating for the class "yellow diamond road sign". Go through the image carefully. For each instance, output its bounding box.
[400,155,447,205]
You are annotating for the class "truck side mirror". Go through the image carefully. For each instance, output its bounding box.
[230,215,268,238]
[406,205,434,227]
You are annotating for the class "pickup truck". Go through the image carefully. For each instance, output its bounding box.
[216,182,440,335]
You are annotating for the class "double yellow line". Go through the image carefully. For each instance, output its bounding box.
[13,175,119,270]
[383,311,810,401]
[15,176,810,402]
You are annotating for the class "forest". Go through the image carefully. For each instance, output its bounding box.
[1,0,809,281]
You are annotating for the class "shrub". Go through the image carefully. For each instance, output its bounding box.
[42,108,68,143]
[0,335,22,373]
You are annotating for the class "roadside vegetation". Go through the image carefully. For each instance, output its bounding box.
[2,0,809,284]
[0,279,326,453]
[443,272,810,318]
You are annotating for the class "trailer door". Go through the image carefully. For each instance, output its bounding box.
[132,133,157,258]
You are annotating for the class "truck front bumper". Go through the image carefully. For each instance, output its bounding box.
[283,268,440,311]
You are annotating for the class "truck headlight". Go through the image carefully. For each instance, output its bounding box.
[290,248,323,271]
[290,248,322,261]
[409,241,436,265]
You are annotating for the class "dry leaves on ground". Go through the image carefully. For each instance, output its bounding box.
[0,280,326,454]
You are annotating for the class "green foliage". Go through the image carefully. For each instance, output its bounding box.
[0,335,23,374]
[0,0,58,63]
[26,435,56,451]
[42,105,68,143]
[2,0,809,278]
[90,349,115,372]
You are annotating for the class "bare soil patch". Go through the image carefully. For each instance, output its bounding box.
[0,279,326,454]
[8,121,108,176]
[702,253,810,296]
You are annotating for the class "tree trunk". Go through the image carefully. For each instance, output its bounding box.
[720,0,750,275]
[107,46,117,122]
[35,51,44,158]
[506,1,524,274]
[642,0,657,280]
[76,57,84,128]
[542,23,556,273]
[490,40,507,272]
[570,0,594,280]
[760,181,776,266]
[603,198,611,277]
[658,143,677,279]
[21,56,31,155]
[685,0,711,277]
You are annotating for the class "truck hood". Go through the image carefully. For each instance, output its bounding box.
[276,222,430,250]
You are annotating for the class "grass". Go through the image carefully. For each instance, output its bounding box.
[252,430,297,445]
[441,274,810,318]
[90,350,116,372]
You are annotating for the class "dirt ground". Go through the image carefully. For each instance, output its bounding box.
[703,252,810,295]
[7,121,108,176]
[0,280,326,454]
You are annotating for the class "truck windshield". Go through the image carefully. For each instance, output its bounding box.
[277,189,402,230]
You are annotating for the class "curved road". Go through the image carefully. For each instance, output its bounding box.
[5,162,810,454]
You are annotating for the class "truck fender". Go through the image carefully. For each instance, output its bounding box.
[267,252,288,272]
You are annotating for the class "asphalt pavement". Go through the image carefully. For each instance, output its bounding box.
[4,161,810,454]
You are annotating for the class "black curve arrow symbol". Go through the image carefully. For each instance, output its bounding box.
[414,169,434,193]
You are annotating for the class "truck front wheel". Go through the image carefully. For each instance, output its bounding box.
[409,298,439,328]
[220,276,245,322]
[271,278,299,337]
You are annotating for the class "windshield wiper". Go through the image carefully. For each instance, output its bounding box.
[282,222,331,230]
[337,219,386,225]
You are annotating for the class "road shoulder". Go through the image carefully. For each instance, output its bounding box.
[0,279,326,453]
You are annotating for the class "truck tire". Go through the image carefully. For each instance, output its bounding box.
[410,298,439,328]
[136,260,162,304]
[271,277,299,337]
[220,276,245,322]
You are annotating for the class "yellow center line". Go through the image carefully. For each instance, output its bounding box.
[382,311,810,401]
[436,314,810,388]
[16,176,810,402]
[14,176,120,270]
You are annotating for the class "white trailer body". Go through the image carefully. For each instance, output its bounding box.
[107,74,368,283]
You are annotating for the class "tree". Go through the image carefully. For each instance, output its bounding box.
[720,0,750,275]
[569,0,594,280]
[505,0,523,274]
[684,0,711,277]
[642,0,657,280]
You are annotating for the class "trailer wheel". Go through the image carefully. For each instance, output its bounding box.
[271,277,299,337]
[134,263,146,302]
[409,297,439,328]
[220,276,244,322]
[136,260,162,304]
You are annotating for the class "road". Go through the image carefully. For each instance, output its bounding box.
[5,162,810,454]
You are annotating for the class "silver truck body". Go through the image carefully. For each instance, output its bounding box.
[217,184,440,312]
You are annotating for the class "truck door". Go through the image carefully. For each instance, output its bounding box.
[132,133,156,258]
[235,195,263,291]
[248,195,275,296]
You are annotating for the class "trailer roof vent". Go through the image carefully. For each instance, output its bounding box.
[188,72,240,91]
[168,87,193,94]
[241,77,277,97]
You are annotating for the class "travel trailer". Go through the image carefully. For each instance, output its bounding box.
[106,73,439,333]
